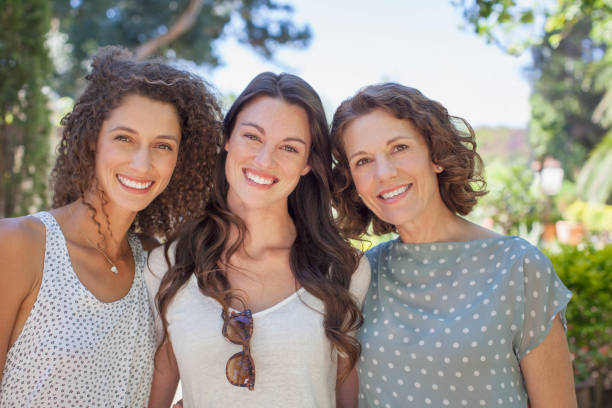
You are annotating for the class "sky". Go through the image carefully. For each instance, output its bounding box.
[201,0,533,128]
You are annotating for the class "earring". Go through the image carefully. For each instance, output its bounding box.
[436,165,443,172]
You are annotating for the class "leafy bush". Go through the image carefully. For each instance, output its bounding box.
[545,244,612,386]
[564,201,612,233]
[469,162,544,238]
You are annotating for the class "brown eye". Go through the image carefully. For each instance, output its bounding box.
[355,157,371,167]
[156,143,173,151]
[393,144,408,152]
[244,133,260,142]
[280,145,298,153]
[114,135,131,142]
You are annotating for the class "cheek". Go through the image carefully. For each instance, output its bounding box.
[349,169,370,196]
[159,153,180,181]
[94,148,114,176]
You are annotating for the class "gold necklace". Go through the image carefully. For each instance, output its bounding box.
[84,236,119,274]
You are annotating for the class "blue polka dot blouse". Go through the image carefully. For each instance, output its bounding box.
[358,236,572,407]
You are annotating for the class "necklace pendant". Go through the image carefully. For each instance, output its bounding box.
[110,265,119,274]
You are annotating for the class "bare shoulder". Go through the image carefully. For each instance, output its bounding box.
[0,215,46,287]
[0,215,46,256]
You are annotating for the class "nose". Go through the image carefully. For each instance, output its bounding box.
[130,146,153,173]
[375,156,398,181]
[253,145,275,168]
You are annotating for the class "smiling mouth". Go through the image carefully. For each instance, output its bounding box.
[243,169,279,186]
[117,174,154,190]
[378,184,411,200]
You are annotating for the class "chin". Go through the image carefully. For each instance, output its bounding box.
[112,194,158,213]
[378,210,418,228]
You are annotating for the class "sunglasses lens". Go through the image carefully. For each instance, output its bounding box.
[226,352,255,389]
[225,313,253,343]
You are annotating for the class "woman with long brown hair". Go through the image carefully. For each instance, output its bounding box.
[146,72,369,408]
[0,46,221,407]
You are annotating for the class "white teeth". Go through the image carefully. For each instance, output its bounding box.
[381,185,409,199]
[245,171,275,185]
[117,175,153,190]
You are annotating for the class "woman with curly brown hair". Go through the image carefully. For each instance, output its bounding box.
[330,83,577,408]
[0,46,221,407]
[145,72,370,408]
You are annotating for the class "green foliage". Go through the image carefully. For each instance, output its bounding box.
[576,131,612,203]
[528,17,608,179]
[564,200,612,232]
[0,0,53,217]
[469,162,544,238]
[452,0,542,54]
[51,0,311,96]
[545,244,612,383]
[454,0,612,180]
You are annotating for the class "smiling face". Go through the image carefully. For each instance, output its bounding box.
[342,108,444,230]
[224,96,312,212]
[93,94,181,213]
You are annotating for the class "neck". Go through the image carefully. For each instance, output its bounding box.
[396,200,466,244]
[226,196,296,257]
[65,193,137,258]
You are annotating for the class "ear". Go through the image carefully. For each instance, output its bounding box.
[433,162,444,173]
[224,140,229,152]
[300,163,311,176]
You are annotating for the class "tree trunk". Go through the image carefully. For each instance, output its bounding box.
[133,0,205,60]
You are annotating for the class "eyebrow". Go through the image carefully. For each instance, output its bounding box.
[348,135,413,161]
[109,126,179,142]
[239,121,307,145]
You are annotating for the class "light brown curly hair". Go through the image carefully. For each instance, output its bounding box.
[330,83,487,239]
[50,46,222,238]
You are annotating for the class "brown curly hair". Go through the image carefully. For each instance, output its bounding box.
[330,83,487,239]
[50,46,222,238]
[156,72,363,381]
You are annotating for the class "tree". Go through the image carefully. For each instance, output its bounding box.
[453,0,612,185]
[0,0,53,217]
[51,0,312,96]
[528,16,608,178]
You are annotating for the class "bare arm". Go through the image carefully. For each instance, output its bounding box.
[336,356,358,408]
[0,218,43,383]
[520,314,577,408]
[148,341,180,408]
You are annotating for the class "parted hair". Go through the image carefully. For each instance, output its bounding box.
[330,83,487,239]
[50,45,222,238]
[156,72,364,380]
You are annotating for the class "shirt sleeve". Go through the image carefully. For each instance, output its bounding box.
[514,243,572,360]
[349,254,372,309]
[144,242,177,346]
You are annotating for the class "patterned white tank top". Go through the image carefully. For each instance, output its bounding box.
[0,212,156,407]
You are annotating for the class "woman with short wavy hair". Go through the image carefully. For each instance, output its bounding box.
[0,46,221,407]
[330,83,577,408]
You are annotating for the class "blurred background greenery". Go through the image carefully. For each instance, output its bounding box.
[1,0,611,405]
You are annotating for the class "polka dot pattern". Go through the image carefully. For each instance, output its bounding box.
[0,212,156,407]
[358,236,572,407]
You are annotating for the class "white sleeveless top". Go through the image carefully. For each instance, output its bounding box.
[0,212,156,408]
[145,244,371,408]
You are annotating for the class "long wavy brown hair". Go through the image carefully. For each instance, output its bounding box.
[50,46,222,238]
[330,82,488,239]
[156,72,363,380]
